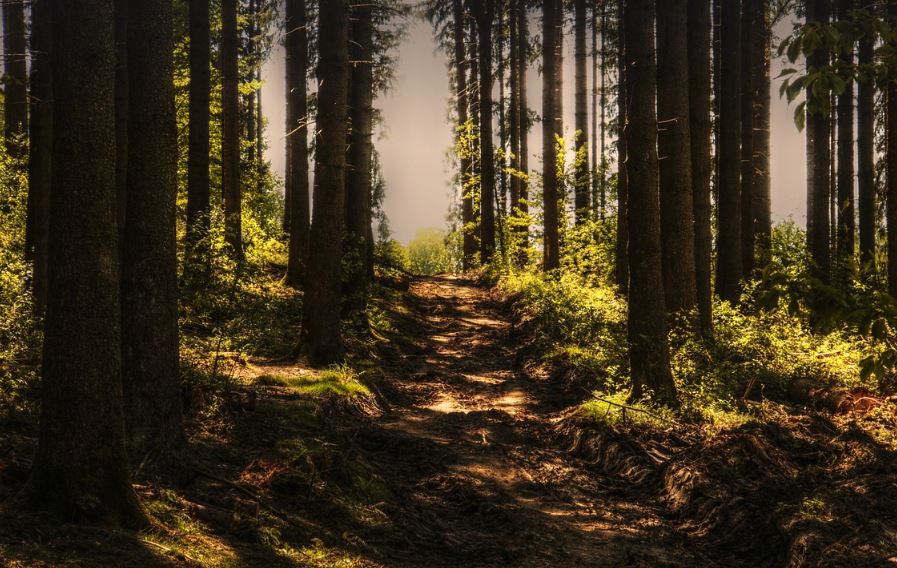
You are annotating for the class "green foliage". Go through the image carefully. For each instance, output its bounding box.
[406,228,455,275]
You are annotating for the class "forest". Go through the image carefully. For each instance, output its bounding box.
[1,0,897,566]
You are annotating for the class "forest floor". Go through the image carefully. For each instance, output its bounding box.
[2,275,897,566]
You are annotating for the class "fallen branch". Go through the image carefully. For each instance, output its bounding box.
[590,396,676,425]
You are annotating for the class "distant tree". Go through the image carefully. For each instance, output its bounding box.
[808,0,832,284]
[614,0,628,294]
[285,0,310,286]
[624,0,676,405]
[656,0,697,323]
[472,0,497,263]
[688,0,713,336]
[515,0,530,265]
[222,0,243,257]
[835,0,856,272]
[542,0,563,271]
[750,0,772,270]
[28,0,52,313]
[574,0,590,223]
[453,0,477,270]
[857,0,875,267]
[509,0,520,232]
[24,0,145,526]
[716,0,742,302]
[301,0,350,364]
[2,0,27,158]
[408,229,454,275]
[888,0,897,296]
[186,0,212,277]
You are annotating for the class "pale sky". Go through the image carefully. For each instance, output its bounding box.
[262,12,808,245]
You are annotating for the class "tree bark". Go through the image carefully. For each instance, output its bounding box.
[186,0,212,278]
[509,0,519,218]
[24,0,145,526]
[574,0,589,222]
[751,0,772,270]
[656,0,697,323]
[516,0,529,264]
[114,0,128,248]
[473,0,496,263]
[614,0,629,294]
[121,0,183,455]
[345,1,374,311]
[740,0,755,276]
[221,0,243,257]
[688,0,713,337]
[300,0,349,364]
[857,0,875,267]
[454,1,476,270]
[542,0,562,271]
[888,0,897,296]
[28,0,52,314]
[836,0,856,272]
[624,0,677,405]
[590,0,598,217]
[809,0,832,283]
[716,0,742,302]
[285,0,310,287]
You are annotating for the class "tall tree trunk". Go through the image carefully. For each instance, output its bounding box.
[516,0,529,264]
[542,0,562,271]
[614,0,629,294]
[2,0,27,157]
[473,1,496,263]
[246,0,257,166]
[25,0,145,526]
[590,0,598,217]
[455,1,476,270]
[114,0,128,248]
[623,0,677,405]
[221,0,243,257]
[186,0,212,278]
[888,0,897,296]
[656,0,697,323]
[28,0,52,314]
[712,0,721,207]
[836,0,856,272]
[740,0,755,276]
[599,2,608,217]
[301,0,349,364]
[509,0,520,219]
[497,0,508,233]
[716,0,742,302]
[345,1,374,311]
[809,0,832,283]
[285,0,310,286]
[688,0,713,337]
[751,0,772,269]
[857,0,875,267]
[574,0,589,222]
[121,0,183,455]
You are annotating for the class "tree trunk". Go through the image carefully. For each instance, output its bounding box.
[599,2,608,217]
[857,0,875,267]
[473,1,496,263]
[114,0,128,248]
[497,0,508,235]
[246,0,257,167]
[121,0,183,456]
[345,1,374,311]
[590,0,598,217]
[614,0,629,294]
[888,0,897,296]
[623,0,677,405]
[28,0,52,314]
[285,0,310,287]
[751,0,772,269]
[656,0,697,323]
[221,0,243,257]
[516,0,529,264]
[574,0,589,222]
[300,0,349,364]
[2,0,27,157]
[715,0,742,302]
[542,0,562,271]
[809,0,832,283]
[186,0,212,278]
[740,0,755,276]
[836,0,856,273]
[688,0,713,337]
[24,0,145,526]
[455,1,476,271]
[509,0,519,219]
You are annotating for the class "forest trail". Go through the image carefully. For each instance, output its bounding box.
[358,275,695,567]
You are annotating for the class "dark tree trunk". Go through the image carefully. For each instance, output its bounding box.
[574,0,589,222]
[121,0,183,455]
[751,0,772,269]
[345,2,374,311]
[28,0,52,314]
[497,0,508,235]
[246,0,257,166]
[285,0,310,287]
[688,0,713,337]
[888,0,897,296]
[623,0,677,405]
[712,0,720,212]
[114,0,128,247]
[614,0,629,294]
[542,0,562,271]
[857,0,875,267]
[300,0,349,364]
[836,0,856,271]
[221,0,243,257]
[473,1,496,263]
[809,0,832,283]
[455,1,476,270]
[509,0,519,216]
[186,0,212,277]
[599,3,608,216]
[2,0,27,157]
[740,0,755,276]
[24,0,145,527]
[516,0,529,264]
[656,0,697,323]
[590,0,598,216]
[715,0,742,302]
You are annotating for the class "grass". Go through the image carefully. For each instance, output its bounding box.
[254,365,371,398]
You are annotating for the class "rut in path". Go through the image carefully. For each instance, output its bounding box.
[356,275,697,567]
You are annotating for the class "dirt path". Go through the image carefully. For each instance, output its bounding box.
[357,275,698,567]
